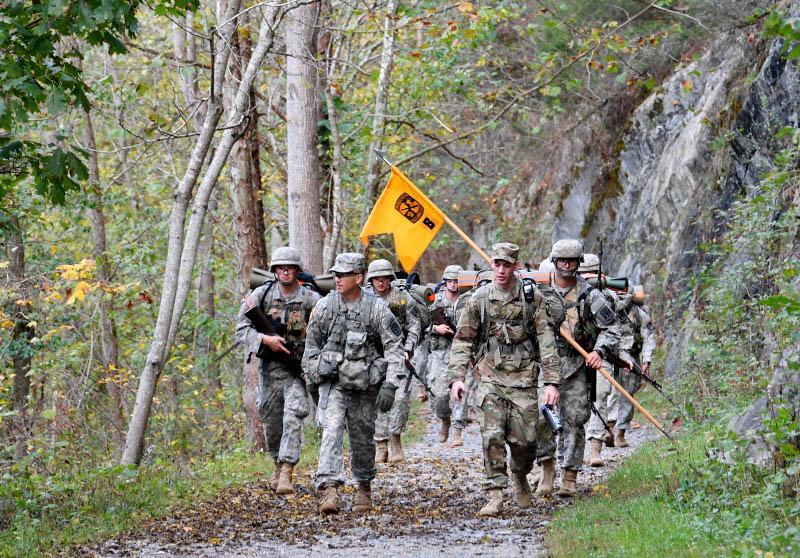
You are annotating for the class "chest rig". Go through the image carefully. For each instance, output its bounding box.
[474,283,537,369]
[258,282,311,342]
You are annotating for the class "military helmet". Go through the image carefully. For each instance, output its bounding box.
[579,253,600,273]
[442,264,463,281]
[550,239,584,262]
[269,246,303,271]
[366,259,396,282]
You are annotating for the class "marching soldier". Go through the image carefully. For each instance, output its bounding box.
[302,253,406,515]
[366,259,423,464]
[235,247,320,495]
[534,240,627,497]
[448,243,562,517]
[428,264,464,444]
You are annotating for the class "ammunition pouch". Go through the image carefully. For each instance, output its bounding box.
[308,350,342,385]
[369,357,388,386]
[338,331,371,390]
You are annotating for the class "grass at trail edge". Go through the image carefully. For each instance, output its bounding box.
[0,399,430,557]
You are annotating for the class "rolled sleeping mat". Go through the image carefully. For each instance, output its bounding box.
[456,269,553,294]
[249,268,276,290]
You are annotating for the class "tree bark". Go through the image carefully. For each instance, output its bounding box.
[228,13,268,450]
[359,0,400,237]
[286,0,323,274]
[121,0,246,466]
[197,194,219,392]
[83,109,126,456]
[4,215,33,459]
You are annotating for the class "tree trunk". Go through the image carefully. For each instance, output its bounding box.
[286,1,323,274]
[197,194,219,391]
[5,215,34,459]
[121,0,246,466]
[228,15,268,451]
[359,0,400,238]
[83,109,126,456]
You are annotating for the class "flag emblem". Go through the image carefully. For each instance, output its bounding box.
[395,193,423,223]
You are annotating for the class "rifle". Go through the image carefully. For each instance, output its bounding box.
[431,306,456,337]
[242,297,305,380]
[403,358,435,398]
[606,352,678,409]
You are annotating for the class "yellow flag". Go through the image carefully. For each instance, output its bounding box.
[359,166,445,272]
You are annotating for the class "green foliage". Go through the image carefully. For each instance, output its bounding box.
[0,0,196,213]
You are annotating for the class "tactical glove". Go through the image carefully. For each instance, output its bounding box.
[376,382,398,412]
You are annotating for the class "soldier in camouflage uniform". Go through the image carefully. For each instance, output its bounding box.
[366,259,423,464]
[609,295,656,447]
[533,240,627,498]
[428,264,463,444]
[581,253,630,467]
[448,243,562,517]
[302,253,406,515]
[235,247,320,495]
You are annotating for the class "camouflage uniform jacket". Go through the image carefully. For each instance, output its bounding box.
[556,276,625,379]
[448,278,562,391]
[429,289,459,351]
[302,288,406,389]
[627,304,656,362]
[235,282,321,364]
[365,284,423,354]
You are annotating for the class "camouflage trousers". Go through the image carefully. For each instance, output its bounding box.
[452,370,478,429]
[610,367,643,431]
[480,387,539,490]
[411,337,430,396]
[427,347,453,420]
[315,384,380,490]
[536,371,590,470]
[587,362,616,441]
[374,385,411,441]
[259,364,309,465]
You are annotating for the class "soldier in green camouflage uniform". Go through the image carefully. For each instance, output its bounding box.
[235,247,320,495]
[428,264,463,444]
[302,253,406,515]
[366,259,423,464]
[534,240,626,498]
[609,296,656,446]
[448,243,562,517]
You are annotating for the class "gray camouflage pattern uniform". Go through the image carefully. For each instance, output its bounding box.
[428,288,460,421]
[609,300,656,430]
[235,283,320,465]
[371,284,423,441]
[303,288,405,490]
[536,276,624,471]
[448,277,562,491]
[450,291,478,428]
[587,288,630,442]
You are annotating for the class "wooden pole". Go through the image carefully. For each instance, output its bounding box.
[444,214,492,264]
[559,326,674,441]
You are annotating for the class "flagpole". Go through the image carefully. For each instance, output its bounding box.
[373,149,492,264]
[443,214,491,263]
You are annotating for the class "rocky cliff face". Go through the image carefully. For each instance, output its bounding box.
[537,13,799,382]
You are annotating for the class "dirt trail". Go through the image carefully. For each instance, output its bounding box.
[92,412,654,557]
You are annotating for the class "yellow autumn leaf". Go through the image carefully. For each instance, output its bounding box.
[67,281,91,304]
[57,258,95,280]
[50,245,57,256]
[458,2,474,13]
[0,261,8,269]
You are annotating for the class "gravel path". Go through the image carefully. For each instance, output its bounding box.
[90,410,655,558]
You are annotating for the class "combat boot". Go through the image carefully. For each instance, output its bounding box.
[604,420,616,447]
[389,434,405,464]
[451,427,463,447]
[352,481,373,513]
[512,472,532,509]
[375,440,389,463]
[439,417,451,443]
[275,463,295,495]
[558,469,577,497]
[589,438,605,467]
[615,428,629,448]
[534,458,556,497]
[477,488,504,517]
[268,459,280,491]
[319,486,340,515]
